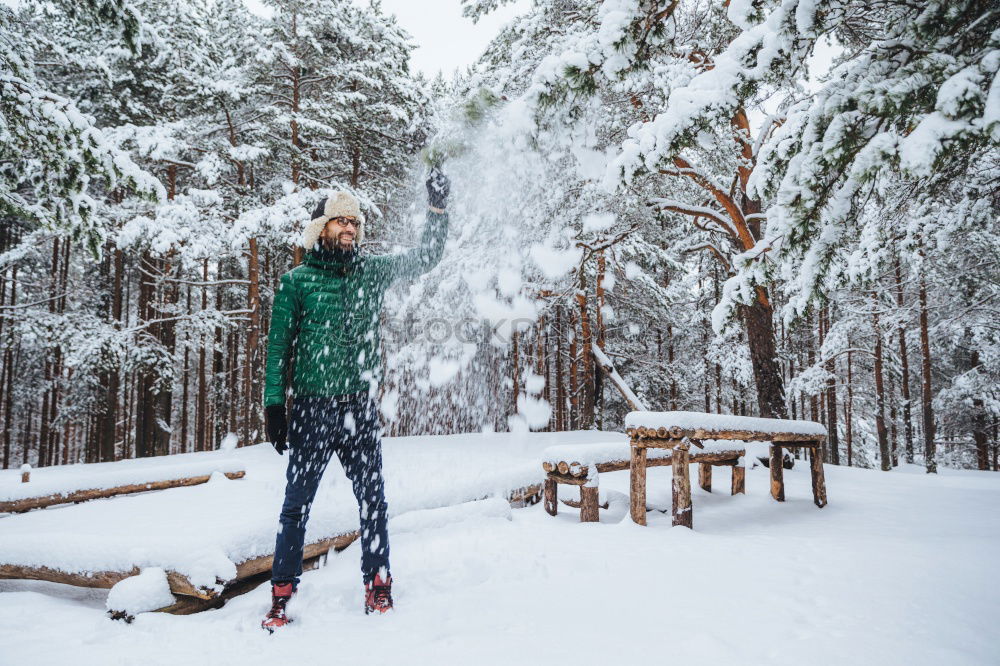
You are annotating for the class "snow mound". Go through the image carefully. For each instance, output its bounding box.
[105,568,174,617]
[390,497,511,535]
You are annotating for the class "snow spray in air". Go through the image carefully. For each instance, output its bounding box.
[379,87,585,436]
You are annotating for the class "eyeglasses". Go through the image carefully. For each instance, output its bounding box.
[331,217,358,228]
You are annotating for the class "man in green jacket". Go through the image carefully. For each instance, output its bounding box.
[261,171,450,632]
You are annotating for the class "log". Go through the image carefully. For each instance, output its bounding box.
[770,445,785,502]
[731,465,746,495]
[629,444,647,526]
[809,445,828,508]
[698,462,712,493]
[557,461,570,475]
[627,425,824,444]
[546,473,588,486]
[672,443,692,528]
[233,531,358,581]
[579,485,600,523]
[542,461,555,473]
[560,498,609,510]
[544,478,558,516]
[507,483,543,508]
[546,450,743,477]
[0,563,139,590]
[1,470,247,513]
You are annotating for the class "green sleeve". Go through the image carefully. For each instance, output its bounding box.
[263,271,301,407]
[382,209,449,286]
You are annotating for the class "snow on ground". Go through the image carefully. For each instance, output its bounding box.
[1,433,999,665]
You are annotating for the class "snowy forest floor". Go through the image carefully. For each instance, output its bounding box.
[1,437,998,666]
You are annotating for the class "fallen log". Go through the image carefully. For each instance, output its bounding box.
[1,471,246,513]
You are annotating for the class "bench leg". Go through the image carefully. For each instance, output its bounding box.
[731,464,745,495]
[580,485,600,522]
[698,462,712,493]
[630,444,647,526]
[544,478,558,516]
[672,445,692,528]
[810,445,828,508]
[770,445,785,501]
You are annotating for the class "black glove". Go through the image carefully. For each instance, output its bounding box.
[426,168,450,210]
[265,405,288,454]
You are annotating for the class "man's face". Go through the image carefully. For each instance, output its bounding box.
[320,216,358,250]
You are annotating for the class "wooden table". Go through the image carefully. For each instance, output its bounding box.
[627,423,827,528]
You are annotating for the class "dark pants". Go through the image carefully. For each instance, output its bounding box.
[271,395,390,588]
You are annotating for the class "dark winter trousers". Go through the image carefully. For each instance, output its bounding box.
[271,395,390,588]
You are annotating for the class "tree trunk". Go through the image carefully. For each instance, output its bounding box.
[741,294,787,419]
[244,237,262,447]
[894,260,913,464]
[575,275,594,428]
[555,306,566,431]
[872,294,890,471]
[822,306,839,464]
[919,277,936,474]
[970,349,989,470]
[197,259,209,452]
[845,348,853,466]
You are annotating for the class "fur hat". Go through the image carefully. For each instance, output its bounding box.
[301,191,366,248]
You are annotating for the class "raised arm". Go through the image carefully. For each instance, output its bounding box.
[383,169,451,286]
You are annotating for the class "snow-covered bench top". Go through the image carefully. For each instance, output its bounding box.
[624,411,826,441]
[542,439,744,466]
[0,430,608,591]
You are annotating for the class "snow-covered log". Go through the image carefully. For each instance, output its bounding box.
[1,470,246,513]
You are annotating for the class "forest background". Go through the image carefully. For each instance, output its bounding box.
[1,0,997,473]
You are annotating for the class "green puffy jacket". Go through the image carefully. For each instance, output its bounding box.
[263,210,448,407]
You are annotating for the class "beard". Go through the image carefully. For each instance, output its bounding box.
[321,232,355,250]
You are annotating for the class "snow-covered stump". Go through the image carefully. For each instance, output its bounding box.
[20,464,30,484]
[671,441,692,528]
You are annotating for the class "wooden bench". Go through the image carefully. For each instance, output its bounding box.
[625,411,827,528]
[541,440,747,522]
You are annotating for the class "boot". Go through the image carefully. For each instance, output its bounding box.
[364,574,393,614]
[261,582,294,633]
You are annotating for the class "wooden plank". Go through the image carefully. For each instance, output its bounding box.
[1,471,246,513]
[544,478,558,516]
[731,465,746,495]
[770,445,785,501]
[672,443,692,528]
[698,462,712,493]
[810,446,828,508]
[579,485,600,523]
[629,443,647,526]
[545,450,743,477]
